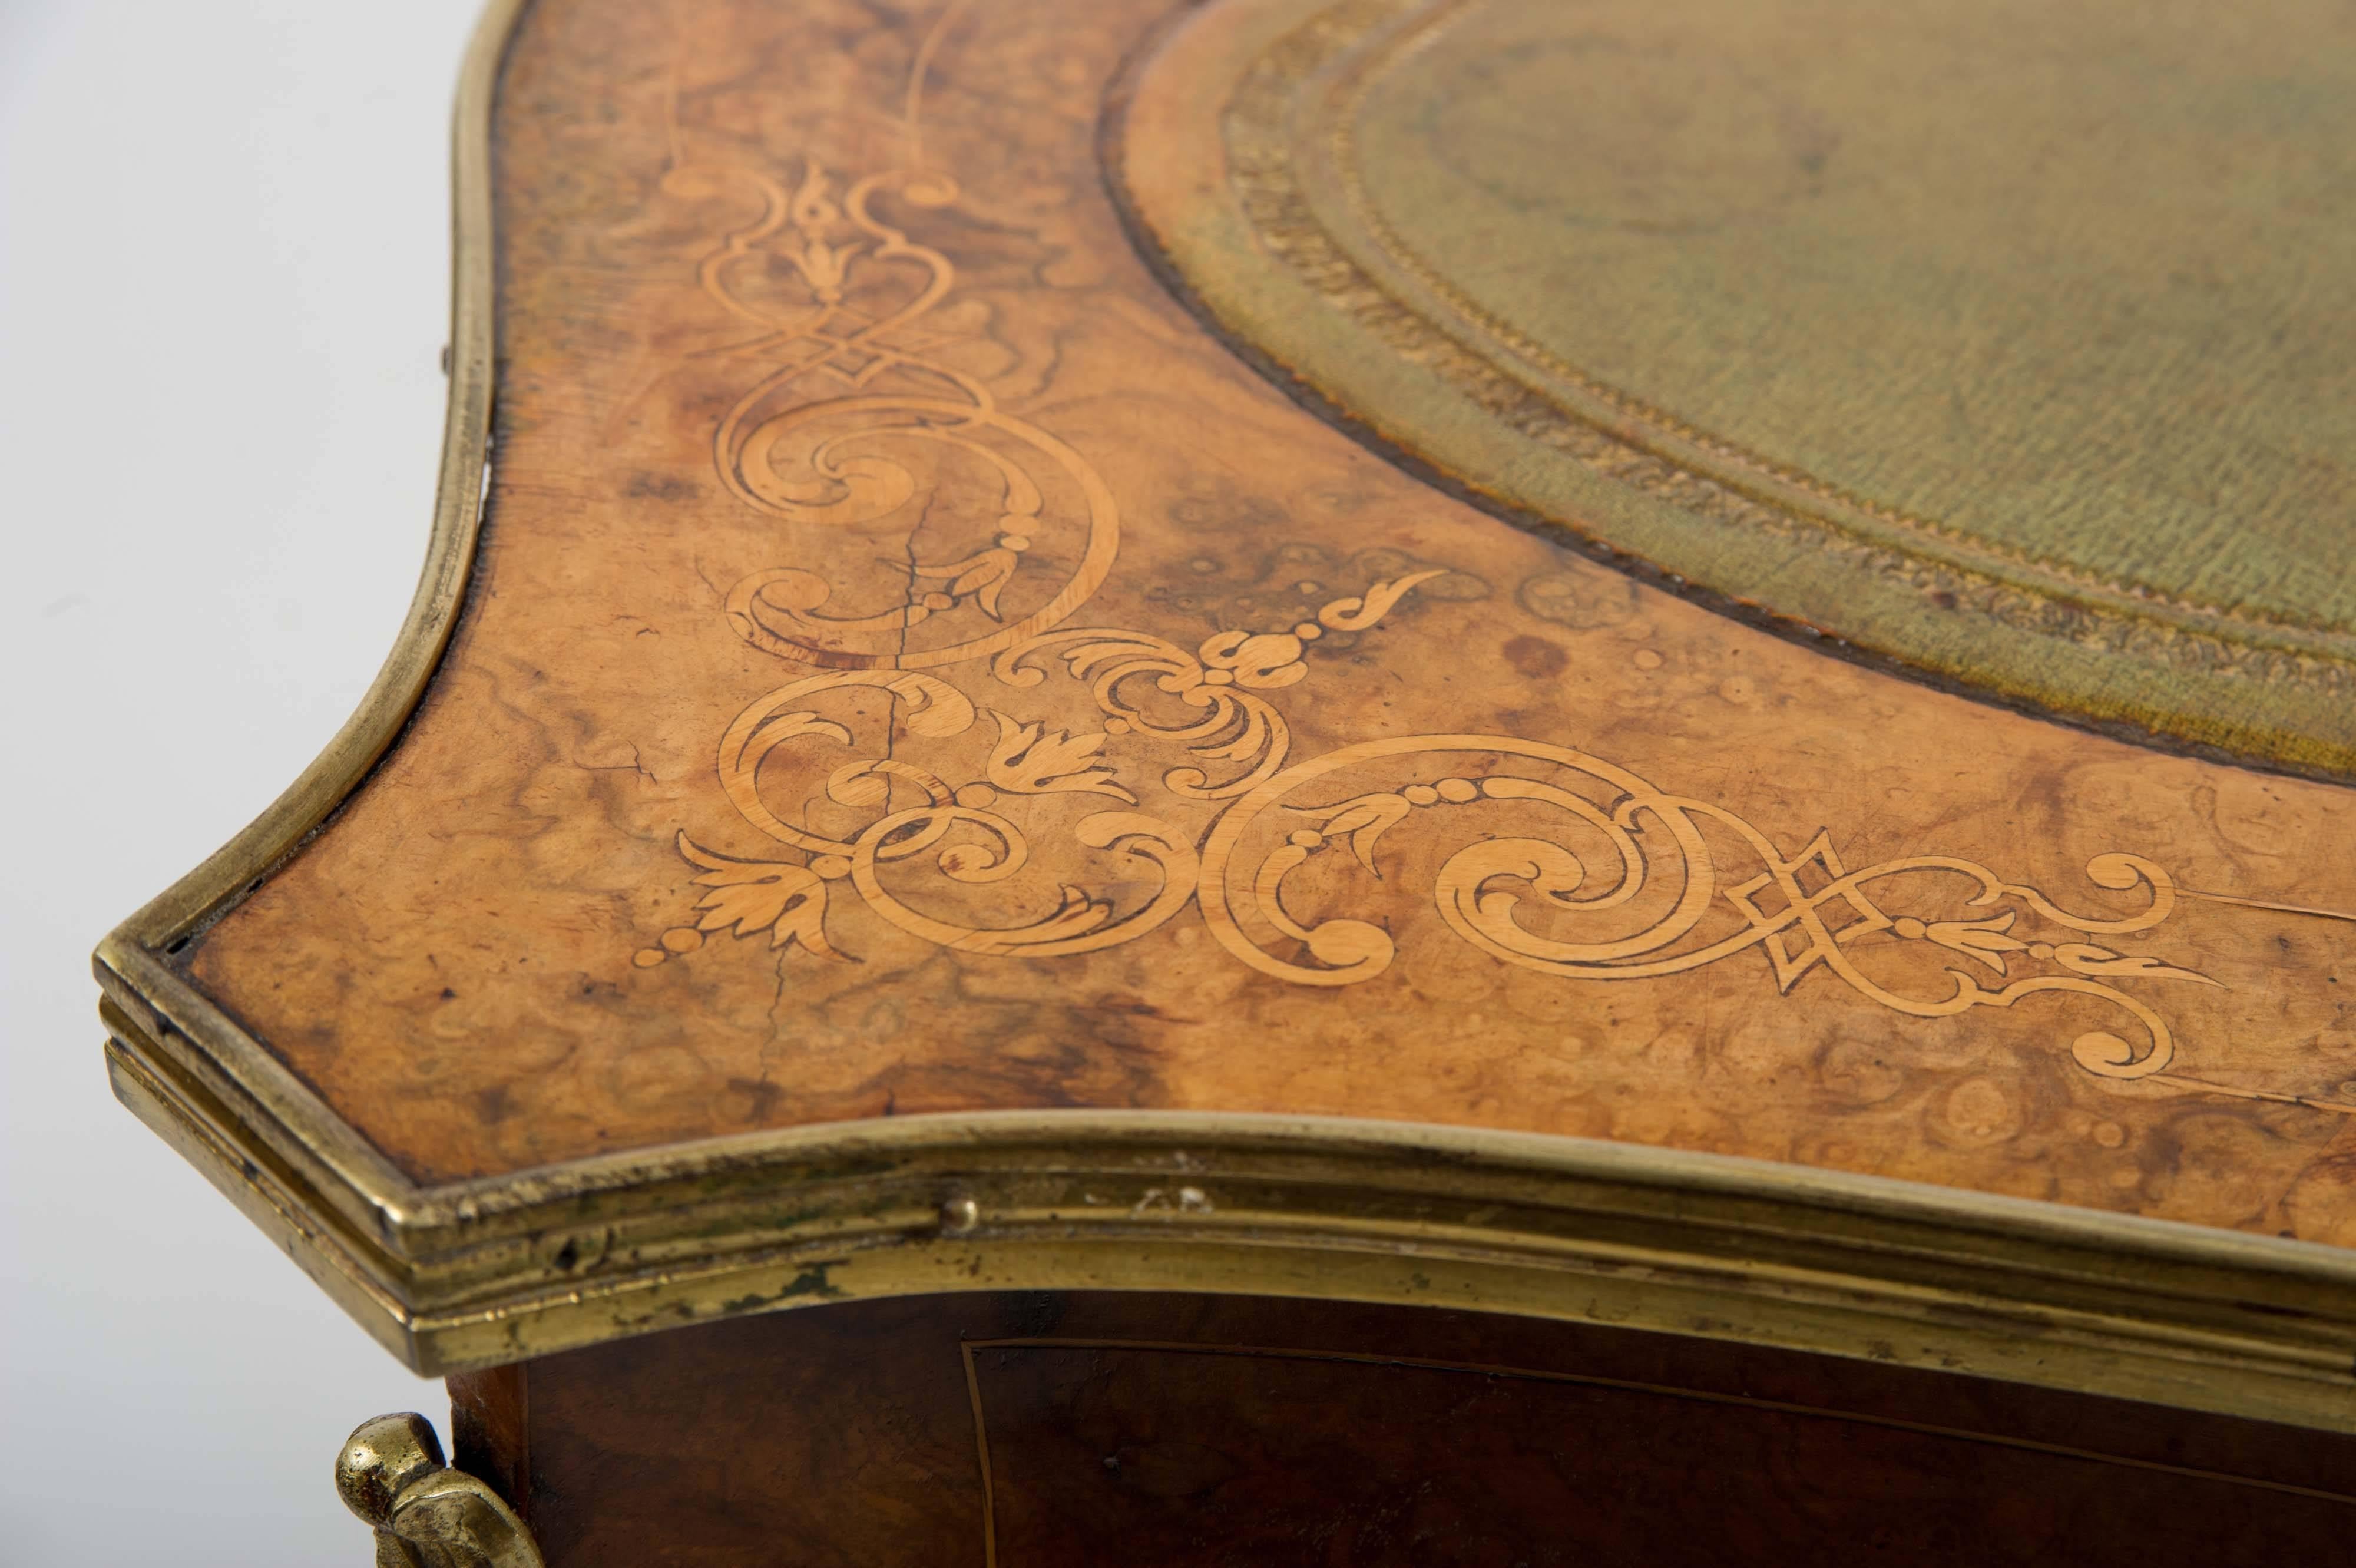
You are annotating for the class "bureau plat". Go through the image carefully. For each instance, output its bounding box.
[100,0,2356,1561]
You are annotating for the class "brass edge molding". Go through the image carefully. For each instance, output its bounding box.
[98,944,419,1249]
[105,1034,423,1367]
[91,0,528,1248]
[104,995,2356,1431]
[97,0,521,957]
[85,0,2356,1433]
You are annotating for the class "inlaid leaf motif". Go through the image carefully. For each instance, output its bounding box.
[679,833,840,959]
[1922,911,2027,974]
[916,545,1018,621]
[983,710,1136,802]
[2053,943,2218,986]
[1315,569,1445,631]
[631,111,2348,1127]
[1301,792,1414,874]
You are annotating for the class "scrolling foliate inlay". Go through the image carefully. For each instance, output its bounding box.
[681,151,1117,673]
[631,18,2346,1121]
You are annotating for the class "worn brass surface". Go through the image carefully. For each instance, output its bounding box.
[102,996,2356,1430]
[92,0,2356,1427]
[339,1413,545,1568]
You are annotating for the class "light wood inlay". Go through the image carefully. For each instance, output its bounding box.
[165,0,2356,1265]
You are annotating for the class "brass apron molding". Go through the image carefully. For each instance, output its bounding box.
[102,991,2356,1430]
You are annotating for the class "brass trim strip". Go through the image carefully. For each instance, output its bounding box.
[91,0,527,1252]
[85,0,2356,1434]
[102,991,2356,1433]
[98,0,516,954]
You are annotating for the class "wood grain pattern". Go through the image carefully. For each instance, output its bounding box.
[173,0,2356,1265]
[458,1291,2356,1565]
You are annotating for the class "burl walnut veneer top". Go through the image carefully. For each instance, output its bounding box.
[178,0,2356,1256]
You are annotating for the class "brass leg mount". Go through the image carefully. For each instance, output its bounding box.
[336,1412,545,1568]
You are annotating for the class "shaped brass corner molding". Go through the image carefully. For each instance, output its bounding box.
[337,1414,543,1568]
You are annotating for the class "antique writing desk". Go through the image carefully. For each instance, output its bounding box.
[99,0,2356,1562]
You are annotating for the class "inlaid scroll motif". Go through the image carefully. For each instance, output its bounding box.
[636,15,2345,1118]
[638,558,2244,1101]
[637,578,1437,971]
[663,154,1117,671]
[1195,739,2211,1081]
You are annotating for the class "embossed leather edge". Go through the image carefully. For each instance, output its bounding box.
[1099,0,2356,784]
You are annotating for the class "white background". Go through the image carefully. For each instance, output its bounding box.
[2,2,489,1560]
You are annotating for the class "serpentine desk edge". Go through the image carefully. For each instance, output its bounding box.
[91,0,2356,1434]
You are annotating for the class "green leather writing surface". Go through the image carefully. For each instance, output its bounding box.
[1124,0,2356,776]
